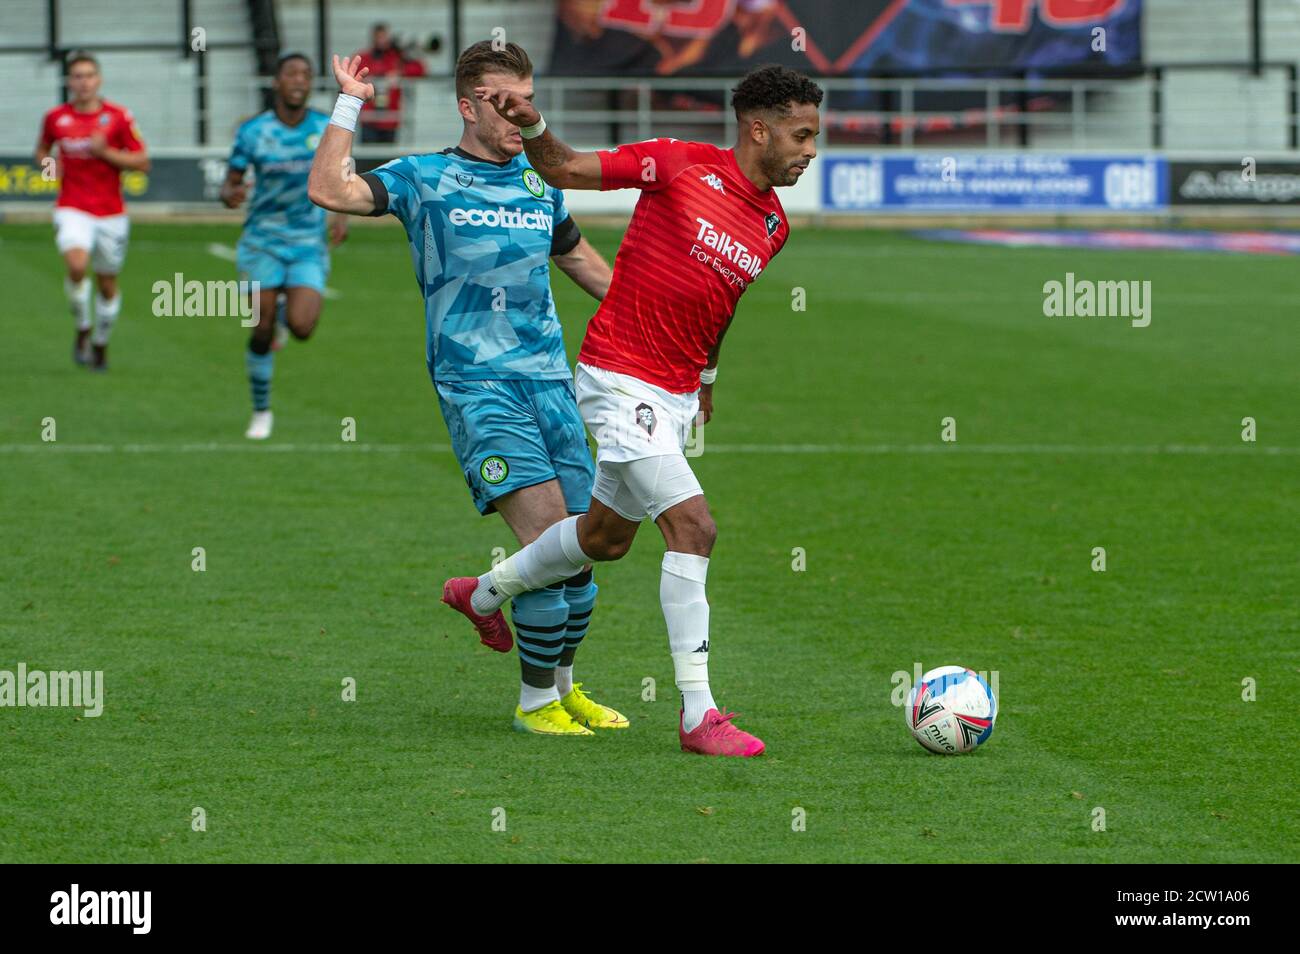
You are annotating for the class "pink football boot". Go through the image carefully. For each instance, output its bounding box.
[441,577,513,653]
[679,708,766,757]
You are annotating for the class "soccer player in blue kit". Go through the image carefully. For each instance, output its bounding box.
[221,53,349,440]
[308,41,622,737]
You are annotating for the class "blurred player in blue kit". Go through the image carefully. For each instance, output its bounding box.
[221,53,349,439]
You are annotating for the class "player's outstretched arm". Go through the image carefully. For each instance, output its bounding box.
[308,55,379,215]
[475,86,601,190]
[552,236,612,301]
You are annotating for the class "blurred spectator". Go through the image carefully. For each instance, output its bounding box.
[355,22,427,144]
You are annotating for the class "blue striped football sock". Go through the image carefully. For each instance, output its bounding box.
[246,346,273,412]
[512,584,569,709]
[563,569,597,657]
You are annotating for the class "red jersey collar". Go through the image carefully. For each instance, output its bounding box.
[723,147,772,202]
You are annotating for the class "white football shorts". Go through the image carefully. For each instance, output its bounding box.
[575,361,704,522]
[53,208,130,274]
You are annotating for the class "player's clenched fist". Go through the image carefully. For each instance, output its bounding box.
[220,180,247,209]
[474,86,540,128]
[331,55,374,101]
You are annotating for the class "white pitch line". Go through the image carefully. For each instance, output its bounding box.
[206,243,341,299]
[1,442,1295,456]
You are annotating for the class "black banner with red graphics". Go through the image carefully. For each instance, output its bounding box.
[549,0,1141,76]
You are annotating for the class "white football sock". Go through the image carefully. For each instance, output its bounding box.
[555,664,574,697]
[92,293,121,346]
[65,277,91,330]
[471,515,590,615]
[519,680,560,713]
[661,551,716,731]
[681,689,716,733]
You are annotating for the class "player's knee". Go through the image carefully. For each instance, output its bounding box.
[287,319,315,341]
[664,508,716,555]
[689,514,718,554]
[584,527,634,562]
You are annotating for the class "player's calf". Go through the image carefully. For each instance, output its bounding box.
[87,273,121,372]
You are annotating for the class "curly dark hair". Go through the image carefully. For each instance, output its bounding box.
[275,52,312,75]
[731,64,823,118]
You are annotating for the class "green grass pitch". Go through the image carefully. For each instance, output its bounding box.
[1,220,1297,863]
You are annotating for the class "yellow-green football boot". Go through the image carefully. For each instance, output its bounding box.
[512,699,594,736]
[561,683,629,730]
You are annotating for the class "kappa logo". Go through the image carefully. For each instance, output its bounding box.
[693,639,709,653]
[700,173,725,193]
[635,402,657,436]
[765,212,781,237]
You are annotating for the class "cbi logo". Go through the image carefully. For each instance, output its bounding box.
[1102,161,1159,209]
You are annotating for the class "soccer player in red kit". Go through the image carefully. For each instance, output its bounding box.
[35,52,149,370]
[442,65,822,757]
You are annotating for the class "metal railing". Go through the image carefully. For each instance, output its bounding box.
[4,42,1298,153]
[355,66,1300,153]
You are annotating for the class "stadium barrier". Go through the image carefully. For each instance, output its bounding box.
[5,150,1300,221]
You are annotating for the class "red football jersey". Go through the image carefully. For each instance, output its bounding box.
[40,100,145,216]
[579,138,790,394]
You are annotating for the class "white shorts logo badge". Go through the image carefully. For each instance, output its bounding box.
[635,403,657,436]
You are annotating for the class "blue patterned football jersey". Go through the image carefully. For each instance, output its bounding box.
[228,109,329,248]
[365,148,575,383]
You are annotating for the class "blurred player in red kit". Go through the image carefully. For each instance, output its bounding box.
[443,65,822,758]
[35,51,150,371]
[354,22,427,144]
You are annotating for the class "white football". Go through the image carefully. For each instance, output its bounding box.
[905,666,997,755]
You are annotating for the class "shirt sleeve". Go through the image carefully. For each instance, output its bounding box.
[363,155,421,224]
[115,108,145,153]
[596,138,701,192]
[548,185,582,256]
[227,121,254,172]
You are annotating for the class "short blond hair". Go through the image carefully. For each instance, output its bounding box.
[454,41,532,100]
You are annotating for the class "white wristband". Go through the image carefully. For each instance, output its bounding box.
[520,115,547,140]
[329,93,364,132]
[699,366,718,385]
